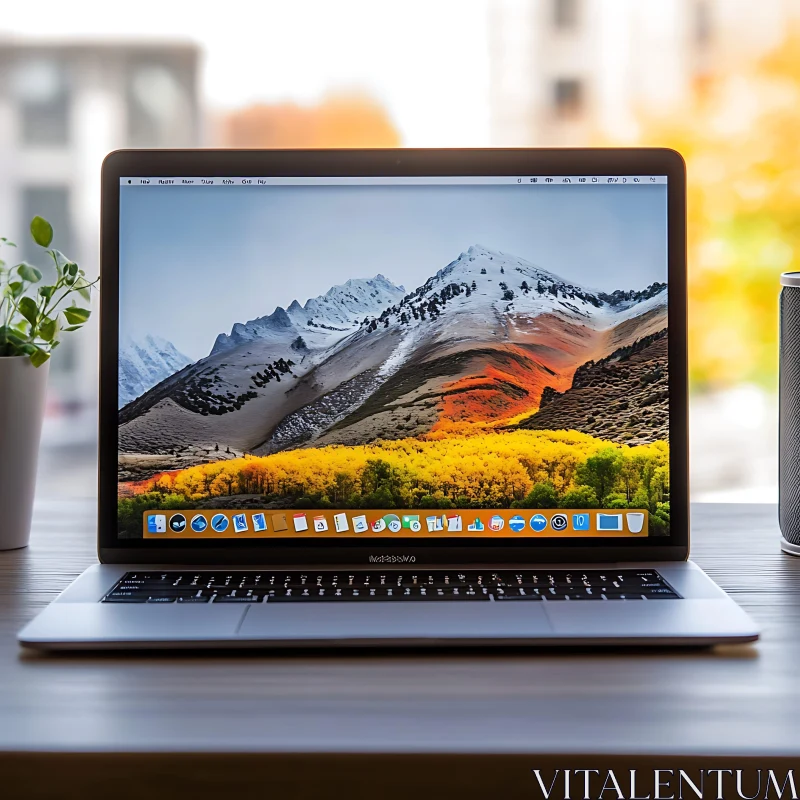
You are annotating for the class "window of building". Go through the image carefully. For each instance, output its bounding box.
[553,78,584,119]
[12,59,70,147]
[19,186,78,375]
[126,62,194,147]
[695,0,712,45]
[554,0,579,29]
[20,186,74,266]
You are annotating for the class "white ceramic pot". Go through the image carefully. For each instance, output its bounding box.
[0,356,49,550]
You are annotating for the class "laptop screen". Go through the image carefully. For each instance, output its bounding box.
[117,174,669,542]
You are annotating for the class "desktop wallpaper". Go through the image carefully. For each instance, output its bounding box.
[116,182,669,537]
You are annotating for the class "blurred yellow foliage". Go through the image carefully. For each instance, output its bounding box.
[222,92,401,149]
[637,33,800,390]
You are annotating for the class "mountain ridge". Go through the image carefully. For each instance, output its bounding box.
[211,273,406,355]
[118,334,193,408]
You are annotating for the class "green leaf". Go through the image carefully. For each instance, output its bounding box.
[39,317,58,342]
[39,285,56,301]
[74,276,92,301]
[0,238,16,247]
[30,216,53,248]
[17,263,42,283]
[50,250,76,279]
[12,320,28,335]
[62,324,83,332]
[8,281,23,298]
[18,296,38,325]
[62,306,91,325]
[68,262,78,277]
[51,250,69,268]
[29,347,50,367]
[0,326,26,347]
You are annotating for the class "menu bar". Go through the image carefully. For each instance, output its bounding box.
[121,175,668,187]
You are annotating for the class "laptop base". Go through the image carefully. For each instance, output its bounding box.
[18,561,759,650]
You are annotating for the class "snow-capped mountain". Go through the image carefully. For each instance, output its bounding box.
[119,245,667,470]
[210,274,406,355]
[257,245,667,451]
[118,335,193,408]
[353,244,666,335]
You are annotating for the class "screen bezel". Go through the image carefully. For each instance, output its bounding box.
[99,148,688,565]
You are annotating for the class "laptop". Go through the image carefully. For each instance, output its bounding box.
[18,148,759,649]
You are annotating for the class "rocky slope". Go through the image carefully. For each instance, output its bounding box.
[514,329,668,444]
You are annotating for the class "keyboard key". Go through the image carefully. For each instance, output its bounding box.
[494,594,543,601]
[214,595,264,603]
[103,596,144,603]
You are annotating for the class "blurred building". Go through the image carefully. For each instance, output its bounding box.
[0,39,201,425]
[489,0,799,146]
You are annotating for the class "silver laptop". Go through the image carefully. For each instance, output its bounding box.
[18,148,759,649]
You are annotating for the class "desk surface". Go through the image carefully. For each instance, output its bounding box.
[0,502,796,791]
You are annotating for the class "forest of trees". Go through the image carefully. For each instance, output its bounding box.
[119,430,670,536]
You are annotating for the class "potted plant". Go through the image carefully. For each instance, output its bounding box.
[0,216,97,550]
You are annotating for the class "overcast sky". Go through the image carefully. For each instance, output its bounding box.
[119,183,668,359]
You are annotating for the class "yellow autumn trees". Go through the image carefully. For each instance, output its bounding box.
[136,429,668,511]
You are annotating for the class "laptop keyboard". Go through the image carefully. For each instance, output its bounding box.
[102,569,680,603]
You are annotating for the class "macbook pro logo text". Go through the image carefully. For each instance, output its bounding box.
[368,555,417,564]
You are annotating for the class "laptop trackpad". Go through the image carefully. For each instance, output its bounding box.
[239,602,552,642]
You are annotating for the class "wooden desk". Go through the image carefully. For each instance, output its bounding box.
[0,502,795,798]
